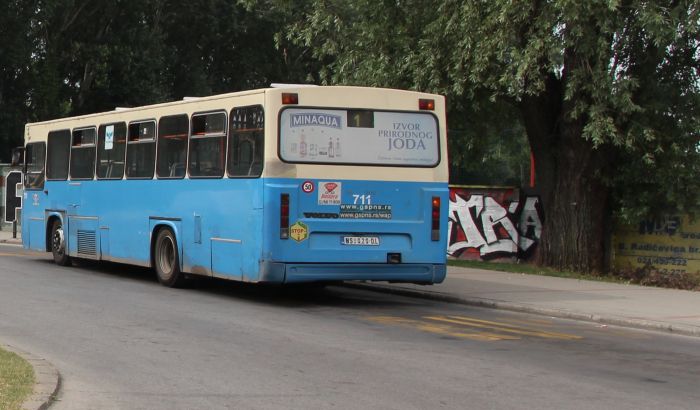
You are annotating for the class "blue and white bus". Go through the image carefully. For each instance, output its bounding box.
[22,86,448,287]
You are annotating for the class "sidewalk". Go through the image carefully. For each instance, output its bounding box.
[0,228,21,244]
[353,265,700,337]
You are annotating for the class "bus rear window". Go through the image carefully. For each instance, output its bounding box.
[279,108,439,167]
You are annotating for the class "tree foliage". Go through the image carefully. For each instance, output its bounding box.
[283,0,700,272]
[0,0,698,274]
[0,0,308,161]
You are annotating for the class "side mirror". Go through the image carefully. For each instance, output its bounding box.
[11,147,24,167]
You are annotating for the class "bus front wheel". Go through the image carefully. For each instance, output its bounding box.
[154,229,187,288]
[51,219,72,266]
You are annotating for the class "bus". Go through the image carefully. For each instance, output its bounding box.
[21,86,448,287]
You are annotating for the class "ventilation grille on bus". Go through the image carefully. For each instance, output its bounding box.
[77,230,97,256]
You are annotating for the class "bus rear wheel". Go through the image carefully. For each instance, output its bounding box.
[154,228,187,288]
[51,219,72,266]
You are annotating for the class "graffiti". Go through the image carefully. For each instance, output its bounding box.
[447,188,543,260]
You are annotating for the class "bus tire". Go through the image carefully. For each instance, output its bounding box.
[154,228,187,288]
[50,219,72,266]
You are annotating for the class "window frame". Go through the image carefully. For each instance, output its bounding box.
[188,110,228,179]
[156,114,190,180]
[46,129,71,181]
[228,105,264,179]
[69,126,97,180]
[96,122,127,180]
[23,141,46,190]
[125,119,157,180]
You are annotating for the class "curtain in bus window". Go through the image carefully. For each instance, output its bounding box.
[97,123,127,179]
[24,142,46,189]
[46,130,71,180]
[228,105,264,177]
[157,115,188,178]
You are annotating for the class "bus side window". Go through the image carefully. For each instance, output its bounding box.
[46,130,71,181]
[24,142,46,190]
[228,105,264,178]
[157,114,188,179]
[70,127,96,180]
[97,122,127,180]
[189,111,226,178]
[126,121,156,179]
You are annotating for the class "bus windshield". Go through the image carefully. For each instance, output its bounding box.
[279,108,439,167]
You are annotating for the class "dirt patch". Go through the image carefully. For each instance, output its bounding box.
[613,267,700,291]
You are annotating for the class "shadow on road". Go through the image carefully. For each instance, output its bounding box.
[56,258,421,309]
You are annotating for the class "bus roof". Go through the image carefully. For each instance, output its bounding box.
[25,86,442,129]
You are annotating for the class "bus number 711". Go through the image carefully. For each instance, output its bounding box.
[353,194,372,205]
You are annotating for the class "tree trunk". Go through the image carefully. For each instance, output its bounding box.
[519,76,612,274]
[536,133,611,273]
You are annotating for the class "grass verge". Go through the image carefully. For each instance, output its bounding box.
[0,346,34,410]
[447,259,700,290]
[447,259,622,282]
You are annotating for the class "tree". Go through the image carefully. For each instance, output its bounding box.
[1,0,307,162]
[283,0,700,273]
[0,0,38,161]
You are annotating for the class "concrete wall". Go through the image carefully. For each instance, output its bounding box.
[447,185,700,275]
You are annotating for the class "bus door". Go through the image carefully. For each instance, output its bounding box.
[65,127,100,260]
[66,182,100,260]
[22,142,47,251]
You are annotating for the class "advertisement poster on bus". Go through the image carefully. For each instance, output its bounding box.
[279,108,439,166]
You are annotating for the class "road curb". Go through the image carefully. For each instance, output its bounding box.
[344,282,700,338]
[0,241,22,246]
[2,344,61,410]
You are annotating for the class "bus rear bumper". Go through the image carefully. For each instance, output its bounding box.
[259,261,446,285]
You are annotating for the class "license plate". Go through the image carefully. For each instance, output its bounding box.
[341,236,380,246]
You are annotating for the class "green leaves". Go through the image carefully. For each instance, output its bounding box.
[282,0,699,218]
[0,0,315,161]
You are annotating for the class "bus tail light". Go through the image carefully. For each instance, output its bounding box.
[280,194,290,239]
[282,93,298,105]
[431,196,440,241]
[419,99,435,111]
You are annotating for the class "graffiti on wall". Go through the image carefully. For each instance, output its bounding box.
[613,215,700,274]
[447,187,543,260]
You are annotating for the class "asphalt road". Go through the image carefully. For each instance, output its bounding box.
[1,243,699,410]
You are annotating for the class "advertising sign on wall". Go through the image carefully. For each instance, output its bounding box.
[613,215,700,274]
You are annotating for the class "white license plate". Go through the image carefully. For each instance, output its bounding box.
[341,236,380,246]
